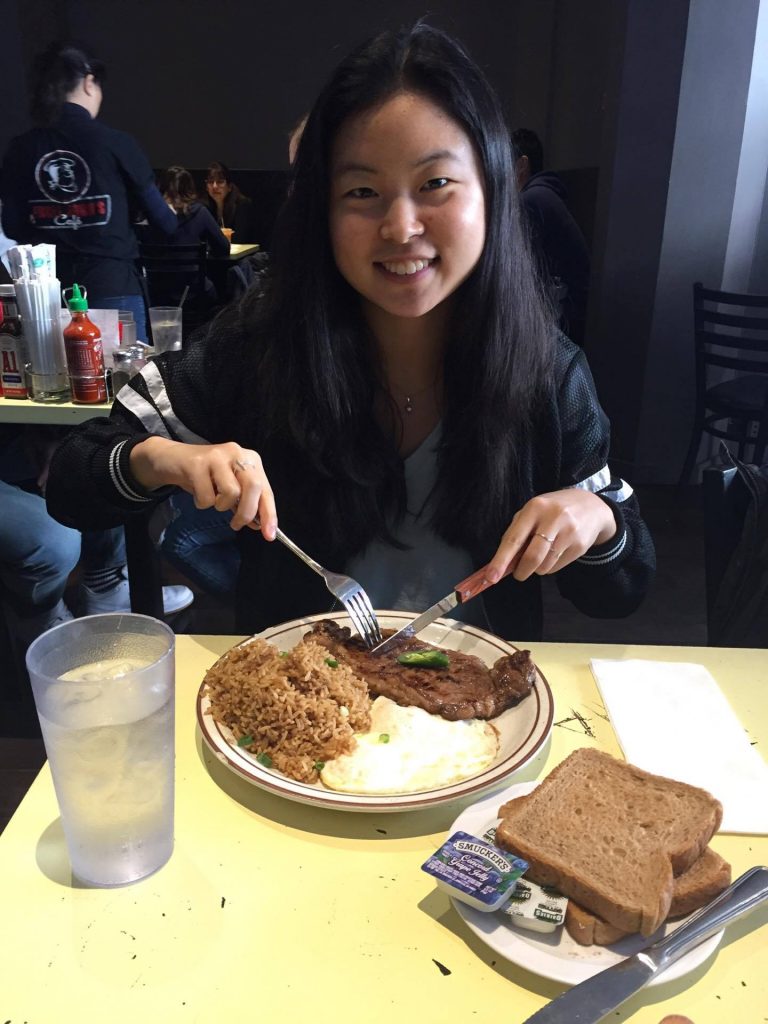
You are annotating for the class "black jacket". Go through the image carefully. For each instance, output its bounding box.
[201,192,254,243]
[47,314,655,639]
[519,172,591,344]
[1,103,177,296]
[142,202,230,256]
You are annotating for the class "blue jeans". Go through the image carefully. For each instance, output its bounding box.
[0,481,126,615]
[0,411,129,612]
[97,294,148,342]
[162,491,240,596]
[0,481,81,614]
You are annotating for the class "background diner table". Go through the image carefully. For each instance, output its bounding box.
[0,394,111,425]
[1,637,766,1023]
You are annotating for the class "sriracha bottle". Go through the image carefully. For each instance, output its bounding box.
[63,283,108,403]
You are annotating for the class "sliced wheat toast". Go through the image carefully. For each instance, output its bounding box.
[565,847,732,945]
[495,748,722,936]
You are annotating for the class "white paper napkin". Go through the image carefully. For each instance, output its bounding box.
[590,658,768,834]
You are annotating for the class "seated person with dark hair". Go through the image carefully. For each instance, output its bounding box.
[140,165,229,307]
[511,128,591,345]
[201,161,254,242]
[149,165,229,255]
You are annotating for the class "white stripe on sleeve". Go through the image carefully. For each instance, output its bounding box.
[577,530,627,566]
[570,464,634,502]
[108,440,153,503]
[117,385,172,438]
[141,363,210,444]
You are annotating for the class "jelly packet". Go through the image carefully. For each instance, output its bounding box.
[421,830,528,911]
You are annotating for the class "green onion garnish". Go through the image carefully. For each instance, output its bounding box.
[397,650,450,669]
[256,752,273,767]
[324,657,339,669]
[237,734,254,747]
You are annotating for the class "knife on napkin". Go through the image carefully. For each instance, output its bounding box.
[371,564,513,656]
[521,866,768,1024]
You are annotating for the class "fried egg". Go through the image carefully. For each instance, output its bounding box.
[320,696,498,794]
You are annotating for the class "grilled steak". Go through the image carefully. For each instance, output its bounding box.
[307,620,535,721]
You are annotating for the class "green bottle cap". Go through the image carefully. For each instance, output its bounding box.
[67,282,89,312]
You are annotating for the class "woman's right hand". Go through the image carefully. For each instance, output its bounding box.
[129,437,277,539]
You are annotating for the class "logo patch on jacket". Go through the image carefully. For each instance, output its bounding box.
[30,149,111,229]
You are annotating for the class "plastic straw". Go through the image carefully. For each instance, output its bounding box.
[8,243,67,377]
[13,277,67,376]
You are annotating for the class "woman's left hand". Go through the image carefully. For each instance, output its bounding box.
[484,489,618,583]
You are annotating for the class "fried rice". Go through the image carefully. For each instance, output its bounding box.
[204,637,371,782]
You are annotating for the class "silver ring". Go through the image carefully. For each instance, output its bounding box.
[234,459,256,472]
[534,532,555,545]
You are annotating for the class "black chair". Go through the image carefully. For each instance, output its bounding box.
[124,514,164,618]
[703,453,768,646]
[702,464,742,643]
[138,242,215,341]
[679,282,768,483]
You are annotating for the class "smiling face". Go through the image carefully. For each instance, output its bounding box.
[329,92,486,329]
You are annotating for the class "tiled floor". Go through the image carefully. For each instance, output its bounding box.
[0,484,706,833]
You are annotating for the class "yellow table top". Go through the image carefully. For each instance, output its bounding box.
[2,638,767,1023]
[0,394,111,424]
[212,242,261,261]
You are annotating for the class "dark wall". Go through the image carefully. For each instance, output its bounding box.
[11,0,727,486]
[586,0,690,471]
[4,0,613,278]
[635,0,763,481]
[5,0,612,173]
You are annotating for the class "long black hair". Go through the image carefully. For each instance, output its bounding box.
[245,22,555,559]
[30,42,106,125]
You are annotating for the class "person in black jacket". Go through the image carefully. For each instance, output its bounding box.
[200,162,254,243]
[47,23,654,640]
[1,42,177,339]
[139,164,229,307]
[153,166,230,256]
[511,128,591,345]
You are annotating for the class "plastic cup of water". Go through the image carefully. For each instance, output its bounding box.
[148,306,183,353]
[26,613,175,887]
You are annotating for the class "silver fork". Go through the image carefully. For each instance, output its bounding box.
[272,527,382,649]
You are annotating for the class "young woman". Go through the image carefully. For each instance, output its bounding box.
[200,161,254,242]
[151,165,230,256]
[47,24,655,639]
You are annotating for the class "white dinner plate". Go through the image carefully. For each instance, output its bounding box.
[197,611,554,813]
[449,781,724,986]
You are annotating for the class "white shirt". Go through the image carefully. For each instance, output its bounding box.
[345,424,491,629]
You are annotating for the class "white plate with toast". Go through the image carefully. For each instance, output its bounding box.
[448,780,724,986]
[197,612,555,812]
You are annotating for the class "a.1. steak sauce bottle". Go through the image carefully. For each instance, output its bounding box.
[62,283,108,403]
